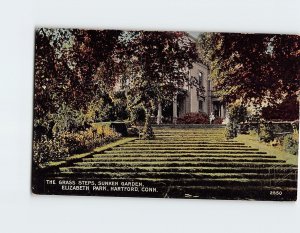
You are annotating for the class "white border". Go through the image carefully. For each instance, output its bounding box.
[0,0,299,232]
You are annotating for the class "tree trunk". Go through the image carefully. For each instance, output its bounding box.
[142,109,155,140]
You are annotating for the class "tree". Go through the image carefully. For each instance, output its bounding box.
[34,28,123,137]
[34,29,200,140]
[198,33,300,108]
[116,31,199,138]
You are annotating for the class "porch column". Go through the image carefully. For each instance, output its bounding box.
[220,105,225,118]
[172,96,178,124]
[157,102,163,125]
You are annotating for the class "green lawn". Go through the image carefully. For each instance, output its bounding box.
[236,134,298,166]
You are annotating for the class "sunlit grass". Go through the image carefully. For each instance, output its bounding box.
[236,134,298,166]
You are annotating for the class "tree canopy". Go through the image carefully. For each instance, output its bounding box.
[116,31,198,137]
[198,32,300,107]
[34,29,199,139]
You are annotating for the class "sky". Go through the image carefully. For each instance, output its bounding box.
[187,31,201,39]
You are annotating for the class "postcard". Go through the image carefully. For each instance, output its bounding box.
[32,28,299,200]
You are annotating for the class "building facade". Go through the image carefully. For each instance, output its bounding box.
[157,62,227,124]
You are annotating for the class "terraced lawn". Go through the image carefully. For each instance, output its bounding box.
[51,125,298,200]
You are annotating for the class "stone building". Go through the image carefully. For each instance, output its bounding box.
[178,62,225,120]
[116,31,227,124]
[156,61,226,124]
[157,33,227,124]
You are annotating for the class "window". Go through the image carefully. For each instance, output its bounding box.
[198,71,203,86]
[199,100,203,112]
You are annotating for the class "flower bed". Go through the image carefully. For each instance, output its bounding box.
[177,112,209,124]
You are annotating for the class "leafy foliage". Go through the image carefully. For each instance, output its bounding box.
[198,33,300,106]
[213,117,224,124]
[63,126,119,154]
[261,95,299,121]
[258,121,275,142]
[129,105,146,125]
[177,112,209,124]
[111,91,129,120]
[225,122,237,139]
[33,28,200,164]
[33,29,123,166]
[117,31,199,137]
[228,101,248,123]
[33,125,120,167]
[283,133,298,155]
[33,134,69,165]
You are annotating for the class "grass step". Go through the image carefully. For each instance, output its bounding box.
[131,142,244,145]
[155,134,225,139]
[93,153,275,158]
[70,161,290,168]
[154,134,225,136]
[122,143,251,149]
[154,132,224,134]
[83,157,284,163]
[153,138,228,141]
[59,166,297,174]
[130,141,245,145]
[114,147,258,151]
[153,130,225,133]
[104,150,267,154]
[50,125,297,200]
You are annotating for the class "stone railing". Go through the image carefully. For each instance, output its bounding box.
[238,120,299,136]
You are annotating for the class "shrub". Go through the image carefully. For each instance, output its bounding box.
[32,134,69,167]
[228,102,248,124]
[238,123,250,134]
[259,121,275,142]
[249,129,258,137]
[292,120,299,131]
[63,126,120,154]
[177,112,209,124]
[63,129,95,154]
[225,121,237,139]
[283,133,298,155]
[213,117,224,124]
[130,106,146,125]
[110,122,128,136]
[33,124,120,166]
[142,113,155,139]
[127,127,140,137]
[112,90,129,120]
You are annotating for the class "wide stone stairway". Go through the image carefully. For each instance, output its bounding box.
[56,125,298,200]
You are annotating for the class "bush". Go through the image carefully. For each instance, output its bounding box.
[225,121,237,139]
[32,134,69,166]
[127,127,140,137]
[213,117,224,124]
[63,126,120,154]
[130,106,146,125]
[110,122,128,136]
[283,133,298,155]
[33,124,120,166]
[63,129,96,154]
[177,112,209,124]
[228,101,247,124]
[259,121,275,142]
[112,91,129,120]
[142,113,155,139]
